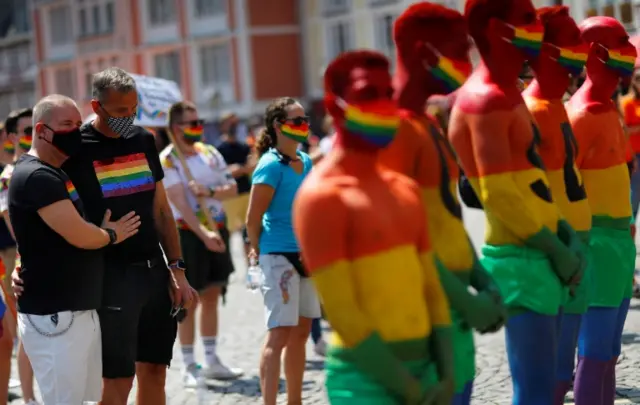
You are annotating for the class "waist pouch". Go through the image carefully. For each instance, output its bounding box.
[269,252,308,278]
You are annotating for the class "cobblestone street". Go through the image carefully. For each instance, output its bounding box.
[7,207,640,404]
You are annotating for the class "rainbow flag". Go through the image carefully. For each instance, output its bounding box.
[18,135,31,151]
[281,122,309,143]
[65,180,79,201]
[606,46,637,76]
[93,152,154,198]
[510,23,544,57]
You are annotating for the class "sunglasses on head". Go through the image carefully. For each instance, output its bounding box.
[282,116,309,126]
[181,119,204,127]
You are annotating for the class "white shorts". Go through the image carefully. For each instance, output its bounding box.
[18,310,102,405]
[259,254,322,329]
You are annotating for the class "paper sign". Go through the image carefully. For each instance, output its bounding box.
[129,73,183,127]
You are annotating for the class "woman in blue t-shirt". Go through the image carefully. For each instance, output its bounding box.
[245,97,321,405]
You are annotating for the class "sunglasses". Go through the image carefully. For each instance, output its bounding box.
[282,116,309,126]
[181,119,204,127]
[23,126,33,135]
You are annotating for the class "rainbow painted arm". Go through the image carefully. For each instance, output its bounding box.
[293,189,421,400]
[419,249,454,390]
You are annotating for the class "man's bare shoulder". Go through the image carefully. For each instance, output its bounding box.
[456,79,518,115]
[381,169,420,195]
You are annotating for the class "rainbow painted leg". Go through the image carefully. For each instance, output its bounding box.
[505,311,558,405]
[603,298,631,404]
[574,306,618,405]
[555,312,581,405]
[452,381,473,405]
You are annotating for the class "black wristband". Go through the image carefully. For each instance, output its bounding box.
[105,228,117,245]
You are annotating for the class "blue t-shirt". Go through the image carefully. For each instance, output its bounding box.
[252,149,312,253]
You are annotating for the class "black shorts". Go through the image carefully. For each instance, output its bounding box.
[99,258,178,379]
[179,227,235,292]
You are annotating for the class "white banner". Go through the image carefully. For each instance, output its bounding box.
[129,73,183,127]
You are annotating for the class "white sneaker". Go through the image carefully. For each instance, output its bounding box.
[182,363,205,388]
[314,339,327,357]
[201,356,243,380]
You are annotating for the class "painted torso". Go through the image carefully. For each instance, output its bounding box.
[450,77,559,245]
[378,111,474,273]
[524,96,592,233]
[295,161,444,348]
[567,102,631,224]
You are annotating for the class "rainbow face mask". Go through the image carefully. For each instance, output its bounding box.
[336,98,400,148]
[424,43,473,93]
[549,43,589,76]
[503,21,545,58]
[3,140,14,155]
[280,117,310,143]
[183,125,203,143]
[598,44,637,77]
[19,134,32,150]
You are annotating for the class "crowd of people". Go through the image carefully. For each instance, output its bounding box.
[0,0,638,405]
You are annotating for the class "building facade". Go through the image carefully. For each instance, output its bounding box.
[0,0,37,119]
[32,0,304,119]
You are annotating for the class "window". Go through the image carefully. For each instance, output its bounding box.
[92,5,101,33]
[79,8,88,36]
[148,0,176,25]
[325,0,350,13]
[375,14,396,62]
[85,71,94,98]
[13,1,30,33]
[195,0,225,17]
[199,44,231,86]
[327,21,353,60]
[105,2,114,32]
[49,6,73,45]
[55,68,75,97]
[154,51,181,85]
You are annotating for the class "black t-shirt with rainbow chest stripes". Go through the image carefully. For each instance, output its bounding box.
[62,123,164,264]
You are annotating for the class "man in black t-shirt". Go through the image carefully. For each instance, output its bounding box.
[61,67,195,403]
[217,114,255,254]
[9,95,139,404]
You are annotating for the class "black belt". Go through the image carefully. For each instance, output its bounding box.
[128,257,164,269]
[269,252,308,278]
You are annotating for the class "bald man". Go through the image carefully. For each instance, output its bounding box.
[8,95,140,404]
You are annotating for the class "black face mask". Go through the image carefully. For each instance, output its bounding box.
[43,125,82,157]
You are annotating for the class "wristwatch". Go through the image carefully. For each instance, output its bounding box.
[168,259,186,271]
[104,228,117,245]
